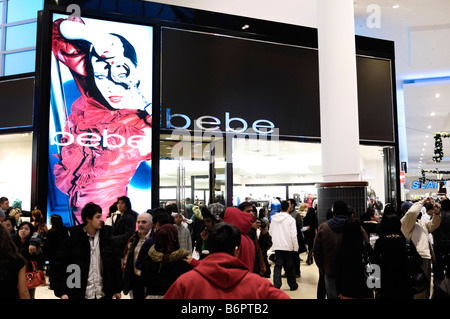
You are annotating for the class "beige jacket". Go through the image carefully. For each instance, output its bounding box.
[401,200,441,259]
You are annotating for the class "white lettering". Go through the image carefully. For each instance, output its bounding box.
[51,131,148,149]
[51,131,75,146]
[102,129,126,148]
[166,108,191,129]
[195,115,221,131]
[76,132,101,147]
[181,303,215,316]
[252,119,274,134]
[226,112,247,133]
[164,108,276,135]
[127,135,145,148]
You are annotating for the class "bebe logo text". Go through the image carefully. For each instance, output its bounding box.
[51,129,149,149]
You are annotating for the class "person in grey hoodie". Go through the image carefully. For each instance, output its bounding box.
[313,200,353,299]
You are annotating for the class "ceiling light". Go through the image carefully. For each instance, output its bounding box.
[242,25,250,30]
[424,143,427,146]
[435,93,440,98]
[392,4,400,9]
[425,135,429,138]
[427,125,432,129]
[431,112,436,116]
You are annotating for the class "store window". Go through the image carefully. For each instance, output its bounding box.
[159,133,226,208]
[0,132,33,211]
[0,0,43,76]
[160,131,395,214]
[232,138,392,211]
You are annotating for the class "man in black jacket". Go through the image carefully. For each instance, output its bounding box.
[122,212,152,299]
[52,202,123,299]
[112,196,138,259]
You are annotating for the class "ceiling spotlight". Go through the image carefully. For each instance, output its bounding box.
[392,4,400,9]
[427,125,432,129]
[424,143,427,146]
[435,93,440,98]
[242,24,250,30]
[431,112,436,116]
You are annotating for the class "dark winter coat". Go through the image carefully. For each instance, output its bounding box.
[111,209,138,258]
[51,224,123,299]
[142,245,192,296]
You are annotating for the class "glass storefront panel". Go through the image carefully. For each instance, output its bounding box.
[232,137,393,210]
[0,132,33,212]
[160,132,396,212]
[159,133,225,209]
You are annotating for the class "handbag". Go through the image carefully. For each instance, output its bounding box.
[25,260,46,289]
[406,239,428,294]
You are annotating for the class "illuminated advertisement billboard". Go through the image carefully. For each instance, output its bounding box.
[48,14,153,224]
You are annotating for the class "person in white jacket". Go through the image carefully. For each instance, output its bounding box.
[401,196,441,299]
[269,200,299,291]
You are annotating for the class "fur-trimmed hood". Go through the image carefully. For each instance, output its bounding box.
[148,245,189,263]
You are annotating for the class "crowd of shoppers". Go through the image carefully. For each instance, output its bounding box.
[2,193,450,300]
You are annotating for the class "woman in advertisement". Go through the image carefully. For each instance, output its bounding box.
[50,16,152,223]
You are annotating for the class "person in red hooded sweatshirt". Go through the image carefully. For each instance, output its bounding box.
[163,222,290,299]
[222,207,255,271]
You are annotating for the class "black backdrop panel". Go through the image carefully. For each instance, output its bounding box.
[161,27,321,138]
[356,57,394,142]
[0,77,34,128]
[161,27,394,142]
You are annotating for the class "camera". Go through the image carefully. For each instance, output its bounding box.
[258,218,267,229]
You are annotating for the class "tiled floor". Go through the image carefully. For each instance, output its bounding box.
[35,252,319,300]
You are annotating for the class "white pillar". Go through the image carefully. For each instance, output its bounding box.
[317,0,361,183]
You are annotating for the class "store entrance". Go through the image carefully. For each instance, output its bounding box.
[159,133,226,211]
[159,133,396,215]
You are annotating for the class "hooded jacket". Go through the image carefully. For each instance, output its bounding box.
[223,207,255,271]
[269,211,298,252]
[163,252,290,299]
[401,200,441,259]
[313,215,348,276]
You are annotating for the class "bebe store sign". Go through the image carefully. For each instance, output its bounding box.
[163,108,276,134]
[50,129,150,149]
[50,108,276,149]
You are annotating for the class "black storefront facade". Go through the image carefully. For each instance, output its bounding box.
[0,0,399,225]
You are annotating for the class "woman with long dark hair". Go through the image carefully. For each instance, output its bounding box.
[373,214,417,299]
[303,207,318,265]
[13,222,44,299]
[44,214,69,289]
[0,224,30,299]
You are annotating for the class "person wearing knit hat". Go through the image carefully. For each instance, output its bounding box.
[401,201,413,217]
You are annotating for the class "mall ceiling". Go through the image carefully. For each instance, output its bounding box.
[353,0,450,179]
